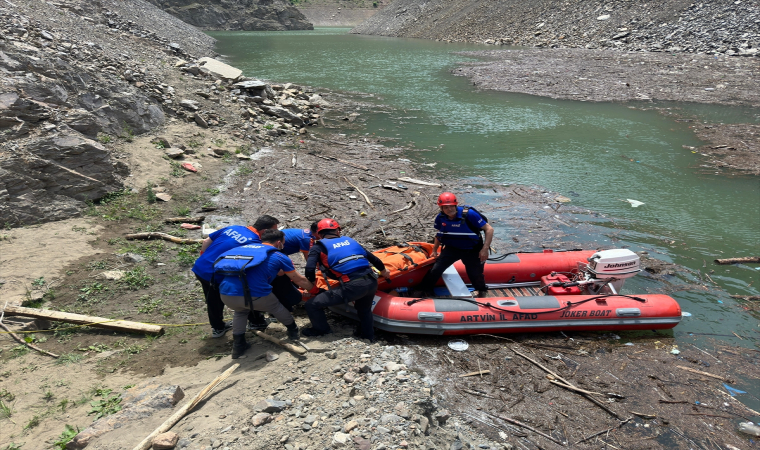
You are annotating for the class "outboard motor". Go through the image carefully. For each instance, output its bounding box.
[583,249,641,294]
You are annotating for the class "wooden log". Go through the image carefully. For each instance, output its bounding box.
[459,370,491,378]
[165,216,205,224]
[715,256,760,265]
[132,364,239,450]
[344,177,374,209]
[3,305,164,336]
[125,232,203,245]
[253,330,307,355]
[676,365,732,382]
[0,321,59,358]
[396,176,442,187]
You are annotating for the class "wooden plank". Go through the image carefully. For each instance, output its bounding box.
[3,305,164,335]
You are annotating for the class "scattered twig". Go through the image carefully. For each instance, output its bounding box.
[258,176,270,191]
[125,232,202,244]
[459,370,490,378]
[676,365,732,383]
[305,208,331,219]
[685,413,731,418]
[0,321,59,358]
[575,418,631,445]
[389,200,416,215]
[253,330,307,355]
[310,152,368,170]
[164,216,205,223]
[548,380,604,397]
[484,412,566,446]
[343,177,374,209]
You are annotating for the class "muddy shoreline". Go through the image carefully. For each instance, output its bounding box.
[452,48,760,175]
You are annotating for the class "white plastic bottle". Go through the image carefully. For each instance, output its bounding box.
[738,422,760,437]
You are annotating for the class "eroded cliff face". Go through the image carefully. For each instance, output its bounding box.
[146,0,314,31]
[351,0,759,57]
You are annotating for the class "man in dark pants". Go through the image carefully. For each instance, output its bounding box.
[191,215,279,338]
[416,192,494,298]
[302,218,390,340]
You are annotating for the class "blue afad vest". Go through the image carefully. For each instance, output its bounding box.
[321,237,370,278]
[212,244,278,307]
[191,225,260,281]
[436,205,485,249]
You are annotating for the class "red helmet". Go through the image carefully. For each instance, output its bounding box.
[316,218,341,235]
[437,192,458,206]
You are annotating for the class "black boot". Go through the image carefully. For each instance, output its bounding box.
[286,322,299,340]
[231,333,251,359]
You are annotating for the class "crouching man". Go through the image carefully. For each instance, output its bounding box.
[213,229,317,359]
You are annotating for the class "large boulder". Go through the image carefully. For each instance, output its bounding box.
[0,134,127,226]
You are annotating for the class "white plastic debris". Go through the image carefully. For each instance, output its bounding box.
[738,422,760,437]
[448,339,469,351]
[626,199,645,207]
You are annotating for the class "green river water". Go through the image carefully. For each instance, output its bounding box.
[209,29,759,397]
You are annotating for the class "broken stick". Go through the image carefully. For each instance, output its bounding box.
[390,200,416,215]
[676,365,732,383]
[459,370,491,378]
[164,216,205,224]
[253,330,307,355]
[484,412,565,446]
[3,305,164,336]
[0,321,59,358]
[125,232,202,245]
[714,256,760,265]
[132,364,239,450]
[344,177,374,209]
[396,176,442,187]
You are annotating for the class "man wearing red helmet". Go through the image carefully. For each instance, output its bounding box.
[301,218,391,340]
[416,192,494,298]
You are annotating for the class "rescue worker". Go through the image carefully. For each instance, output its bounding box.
[191,215,279,338]
[302,218,390,340]
[281,221,318,260]
[416,192,494,298]
[214,229,317,359]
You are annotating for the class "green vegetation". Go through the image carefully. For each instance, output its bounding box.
[136,295,163,314]
[56,352,85,366]
[211,138,226,147]
[121,266,154,290]
[53,425,80,449]
[174,242,201,267]
[0,399,13,421]
[146,184,157,204]
[31,277,45,287]
[24,415,41,430]
[97,133,112,144]
[169,161,185,178]
[121,123,134,142]
[88,389,122,420]
[175,205,191,217]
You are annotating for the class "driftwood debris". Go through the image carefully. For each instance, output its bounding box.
[390,200,416,215]
[310,153,369,171]
[344,177,374,209]
[484,412,566,446]
[0,321,59,358]
[676,365,732,383]
[459,370,491,378]
[3,305,164,336]
[575,417,632,445]
[125,232,203,245]
[731,295,760,301]
[396,176,442,187]
[132,364,239,450]
[253,330,307,355]
[164,216,205,224]
[714,256,760,265]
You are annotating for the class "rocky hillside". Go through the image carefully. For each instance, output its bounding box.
[146,0,313,31]
[351,0,759,57]
[0,0,328,227]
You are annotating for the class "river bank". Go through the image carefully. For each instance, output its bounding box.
[1,3,759,449]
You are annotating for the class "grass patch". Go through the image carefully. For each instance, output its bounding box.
[0,399,13,421]
[24,414,41,430]
[88,389,122,420]
[9,345,29,359]
[136,295,163,314]
[97,191,161,222]
[174,242,201,267]
[121,266,154,290]
[56,352,85,366]
[53,424,80,449]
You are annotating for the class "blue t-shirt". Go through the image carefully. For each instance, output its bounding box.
[218,250,296,298]
[281,228,313,256]
[435,206,487,249]
[191,225,260,281]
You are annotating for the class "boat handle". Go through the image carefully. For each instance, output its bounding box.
[418,312,444,322]
[497,300,518,307]
[616,308,641,317]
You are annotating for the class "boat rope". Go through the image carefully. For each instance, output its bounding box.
[404,294,647,316]
[487,248,585,262]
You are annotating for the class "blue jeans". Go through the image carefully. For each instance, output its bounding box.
[304,276,378,339]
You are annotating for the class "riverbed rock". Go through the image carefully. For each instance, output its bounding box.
[197,57,243,81]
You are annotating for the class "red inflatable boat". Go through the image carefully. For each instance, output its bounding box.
[328,244,682,335]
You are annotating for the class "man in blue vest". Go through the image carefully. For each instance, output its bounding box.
[302,218,390,341]
[192,215,279,338]
[281,222,318,260]
[416,192,494,298]
[215,229,317,359]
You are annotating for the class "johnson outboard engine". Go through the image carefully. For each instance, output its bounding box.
[540,249,642,295]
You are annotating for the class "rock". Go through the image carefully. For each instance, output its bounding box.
[597,14,610,20]
[197,57,243,80]
[213,148,231,156]
[179,99,200,111]
[265,351,279,361]
[435,409,451,424]
[344,420,359,432]
[155,193,172,202]
[251,412,273,427]
[326,350,338,359]
[379,414,403,424]
[100,270,125,281]
[234,80,269,90]
[165,148,184,158]
[40,30,55,40]
[152,431,179,449]
[254,398,287,413]
[331,432,352,448]
[384,362,406,372]
[352,436,371,450]
[69,383,183,448]
[64,109,103,137]
[260,105,304,126]
[193,113,208,128]
[298,394,314,403]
